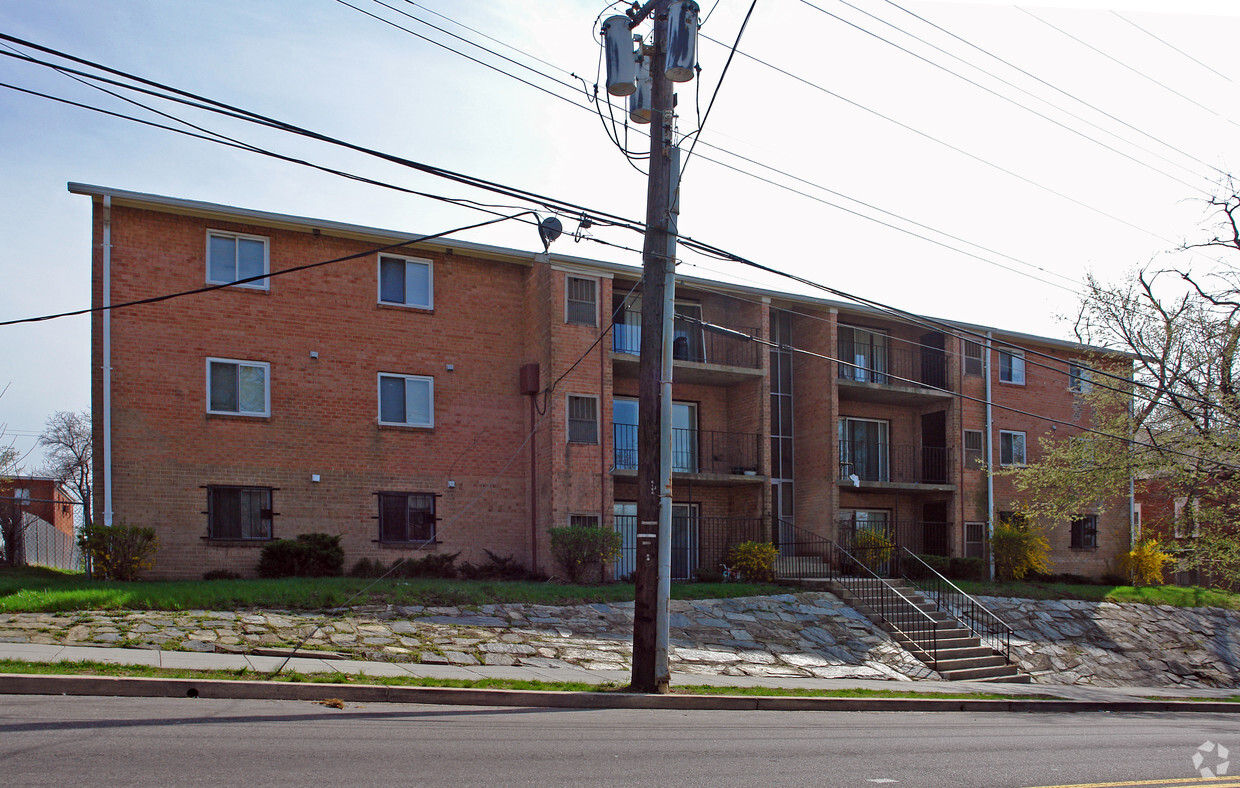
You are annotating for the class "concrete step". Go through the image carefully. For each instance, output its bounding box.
[926,646,995,661]
[930,654,1011,673]
[971,672,1033,684]
[936,663,1026,682]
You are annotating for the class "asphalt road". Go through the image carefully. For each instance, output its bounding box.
[1,695,1236,787]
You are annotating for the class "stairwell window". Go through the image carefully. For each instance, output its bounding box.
[378,373,433,427]
[1069,362,1092,393]
[1070,514,1098,549]
[963,341,983,376]
[378,255,433,309]
[207,486,273,540]
[378,492,437,542]
[565,275,598,326]
[999,430,1026,466]
[567,395,598,444]
[207,231,268,289]
[999,349,1025,384]
[207,358,270,417]
[963,429,984,468]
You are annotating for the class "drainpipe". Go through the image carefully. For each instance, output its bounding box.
[985,331,995,581]
[102,195,113,528]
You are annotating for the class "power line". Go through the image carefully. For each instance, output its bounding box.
[795,0,1211,195]
[876,0,1229,182]
[1110,11,1234,87]
[1018,7,1240,134]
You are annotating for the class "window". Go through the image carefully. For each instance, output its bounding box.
[1173,497,1200,538]
[207,231,268,289]
[998,510,1028,529]
[839,418,890,482]
[567,395,598,444]
[378,492,436,542]
[963,429,984,468]
[207,358,270,416]
[569,514,600,528]
[1070,514,1098,549]
[208,486,273,540]
[378,255,433,309]
[999,430,1026,466]
[612,397,697,471]
[964,521,985,558]
[378,374,433,427]
[565,276,598,326]
[999,349,1025,384]
[1069,362,1092,393]
[963,341,983,376]
[839,325,889,384]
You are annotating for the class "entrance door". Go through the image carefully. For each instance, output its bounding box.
[613,398,639,470]
[839,418,889,482]
[920,411,948,483]
[615,398,696,473]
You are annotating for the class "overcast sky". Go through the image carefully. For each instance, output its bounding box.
[2,0,1238,468]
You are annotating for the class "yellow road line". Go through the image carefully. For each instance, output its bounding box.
[1027,778,1235,788]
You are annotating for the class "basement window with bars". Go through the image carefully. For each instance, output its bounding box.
[207,486,274,540]
[569,514,601,528]
[377,492,438,543]
[1071,514,1098,549]
[567,395,598,444]
[565,275,598,326]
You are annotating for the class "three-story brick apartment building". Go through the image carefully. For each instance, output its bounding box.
[75,183,1131,579]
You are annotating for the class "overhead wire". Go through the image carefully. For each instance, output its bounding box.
[1110,11,1233,86]
[795,0,1211,195]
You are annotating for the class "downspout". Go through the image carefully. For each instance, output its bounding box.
[985,331,995,581]
[529,393,538,574]
[102,195,114,528]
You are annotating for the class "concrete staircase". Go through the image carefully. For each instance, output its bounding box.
[829,578,1030,683]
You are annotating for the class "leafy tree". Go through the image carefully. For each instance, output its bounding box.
[1005,187,1240,587]
[38,409,92,529]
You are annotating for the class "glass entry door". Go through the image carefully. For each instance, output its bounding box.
[839,418,890,482]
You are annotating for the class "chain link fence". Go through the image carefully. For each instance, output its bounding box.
[0,497,87,572]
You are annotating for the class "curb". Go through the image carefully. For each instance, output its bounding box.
[2,674,1237,713]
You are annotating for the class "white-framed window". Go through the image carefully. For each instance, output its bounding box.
[207,231,268,289]
[378,373,434,427]
[999,430,1026,466]
[207,358,270,416]
[1173,496,1200,538]
[963,429,984,468]
[378,254,433,309]
[565,275,598,326]
[1133,502,1142,540]
[1068,362,1092,393]
[567,394,598,444]
[999,349,1025,384]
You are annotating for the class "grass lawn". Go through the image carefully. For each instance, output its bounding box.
[0,566,786,613]
[955,579,1240,610]
[0,658,1053,700]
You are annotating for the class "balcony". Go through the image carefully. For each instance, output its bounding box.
[837,517,952,557]
[837,441,954,491]
[614,514,769,580]
[837,340,953,404]
[611,309,763,384]
[613,423,764,484]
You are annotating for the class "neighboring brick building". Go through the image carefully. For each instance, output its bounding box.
[0,476,77,538]
[75,183,1132,579]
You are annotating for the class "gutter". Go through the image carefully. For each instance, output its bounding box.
[102,195,113,527]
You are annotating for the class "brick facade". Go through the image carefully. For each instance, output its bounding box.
[79,184,1131,579]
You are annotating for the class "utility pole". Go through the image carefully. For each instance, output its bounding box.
[603,0,698,695]
[632,0,674,695]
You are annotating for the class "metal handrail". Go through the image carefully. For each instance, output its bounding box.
[893,546,1013,663]
[773,520,939,663]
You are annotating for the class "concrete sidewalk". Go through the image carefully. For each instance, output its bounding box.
[2,641,1237,712]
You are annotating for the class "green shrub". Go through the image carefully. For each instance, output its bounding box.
[202,569,240,581]
[991,521,1051,581]
[727,541,778,583]
[1120,538,1174,586]
[693,565,724,583]
[549,525,621,584]
[78,523,158,581]
[388,551,460,579]
[349,557,386,578]
[852,528,894,572]
[458,550,539,581]
[257,533,344,578]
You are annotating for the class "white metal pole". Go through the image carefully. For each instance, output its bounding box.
[655,144,681,687]
[102,194,113,528]
[985,331,995,581]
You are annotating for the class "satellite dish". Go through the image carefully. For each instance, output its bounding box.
[538,216,563,252]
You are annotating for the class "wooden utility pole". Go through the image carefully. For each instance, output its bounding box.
[632,0,675,695]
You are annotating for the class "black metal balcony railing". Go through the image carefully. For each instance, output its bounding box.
[836,518,951,557]
[838,441,950,485]
[613,514,768,581]
[614,423,762,476]
[837,340,949,391]
[612,310,760,369]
